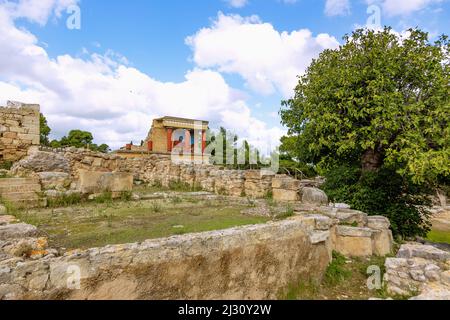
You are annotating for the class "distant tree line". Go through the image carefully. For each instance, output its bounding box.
[40,114,110,153]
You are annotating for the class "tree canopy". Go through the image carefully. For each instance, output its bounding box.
[280,28,449,184]
[280,28,449,238]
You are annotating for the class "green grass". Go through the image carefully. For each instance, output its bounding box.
[17,198,271,250]
[280,253,393,300]
[427,230,450,244]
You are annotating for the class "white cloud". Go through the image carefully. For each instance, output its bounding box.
[3,0,79,25]
[0,4,284,151]
[225,0,248,8]
[186,13,340,97]
[325,0,351,16]
[366,0,445,16]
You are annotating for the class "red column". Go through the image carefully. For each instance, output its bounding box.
[167,128,173,152]
[184,130,191,154]
[202,130,206,155]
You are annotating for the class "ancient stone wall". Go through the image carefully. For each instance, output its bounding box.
[11,149,321,201]
[0,217,332,300]
[0,101,40,163]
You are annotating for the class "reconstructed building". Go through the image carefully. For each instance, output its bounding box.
[118,116,209,161]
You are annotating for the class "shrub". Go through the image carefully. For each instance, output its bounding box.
[47,193,84,208]
[324,251,352,286]
[93,192,113,204]
[0,161,13,171]
[322,165,433,238]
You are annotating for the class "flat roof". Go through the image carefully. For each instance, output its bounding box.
[155,116,209,124]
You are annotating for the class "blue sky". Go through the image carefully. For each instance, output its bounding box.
[1,0,449,150]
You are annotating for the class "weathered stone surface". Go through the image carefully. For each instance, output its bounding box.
[79,170,133,195]
[0,223,39,240]
[272,175,301,190]
[334,233,373,257]
[1,219,332,300]
[301,187,328,205]
[367,216,391,230]
[0,205,6,215]
[0,102,40,164]
[12,151,70,174]
[335,209,368,227]
[38,172,71,191]
[397,244,450,263]
[336,226,373,238]
[384,243,450,299]
[272,189,299,202]
[371,229,394,256]
[309,231,330,244]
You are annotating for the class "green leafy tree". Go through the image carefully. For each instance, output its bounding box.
[281,28,449,238]
[39,113,51,146]
[60,130,94,148]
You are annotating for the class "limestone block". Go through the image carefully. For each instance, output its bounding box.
[11,151,70,174]
[336,209,368,227]
[334,226,373,257]
[309,231,330,244]
[371,229,394,256]
[79,170,133,194]
[367,216,391,230]
[397,244,450,263]
[301,187,329,205]
[38,172,72,191]
[272,189,299,202]
[335,235,373,257]
[336,226,373,237]
[272,176,301,190]
[0,223,39,240]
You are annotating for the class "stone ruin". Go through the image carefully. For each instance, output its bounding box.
[0,101,40,163]
[0,101,448,300]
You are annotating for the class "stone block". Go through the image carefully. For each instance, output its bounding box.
[38,172,71,191]
[79,170,133,194]
[334,234,373,257]
[371,229,394,256]
[0,223,39,240]
[367,216,391,230]
[336,226,373,237]
[272,189,299,202]
[301,187,328,205]
[272,176,301,190]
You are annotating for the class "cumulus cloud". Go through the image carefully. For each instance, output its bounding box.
[366,0,445,16]
[325,0,351,16]
[0,3,284,151]
[186,13,340,97]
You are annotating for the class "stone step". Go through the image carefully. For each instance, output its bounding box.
[0,183,42,193]
[1,191,40,201]
[0,178,40,186]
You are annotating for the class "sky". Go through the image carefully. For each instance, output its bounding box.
[0,0,449,151]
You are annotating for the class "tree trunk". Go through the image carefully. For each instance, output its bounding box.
[436,189,447,208]
[361,149,382,172]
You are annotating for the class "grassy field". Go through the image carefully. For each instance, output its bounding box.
[14,196,273,250]
[427,230,450,244]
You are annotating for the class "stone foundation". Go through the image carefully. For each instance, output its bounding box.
[0,217,331,300]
